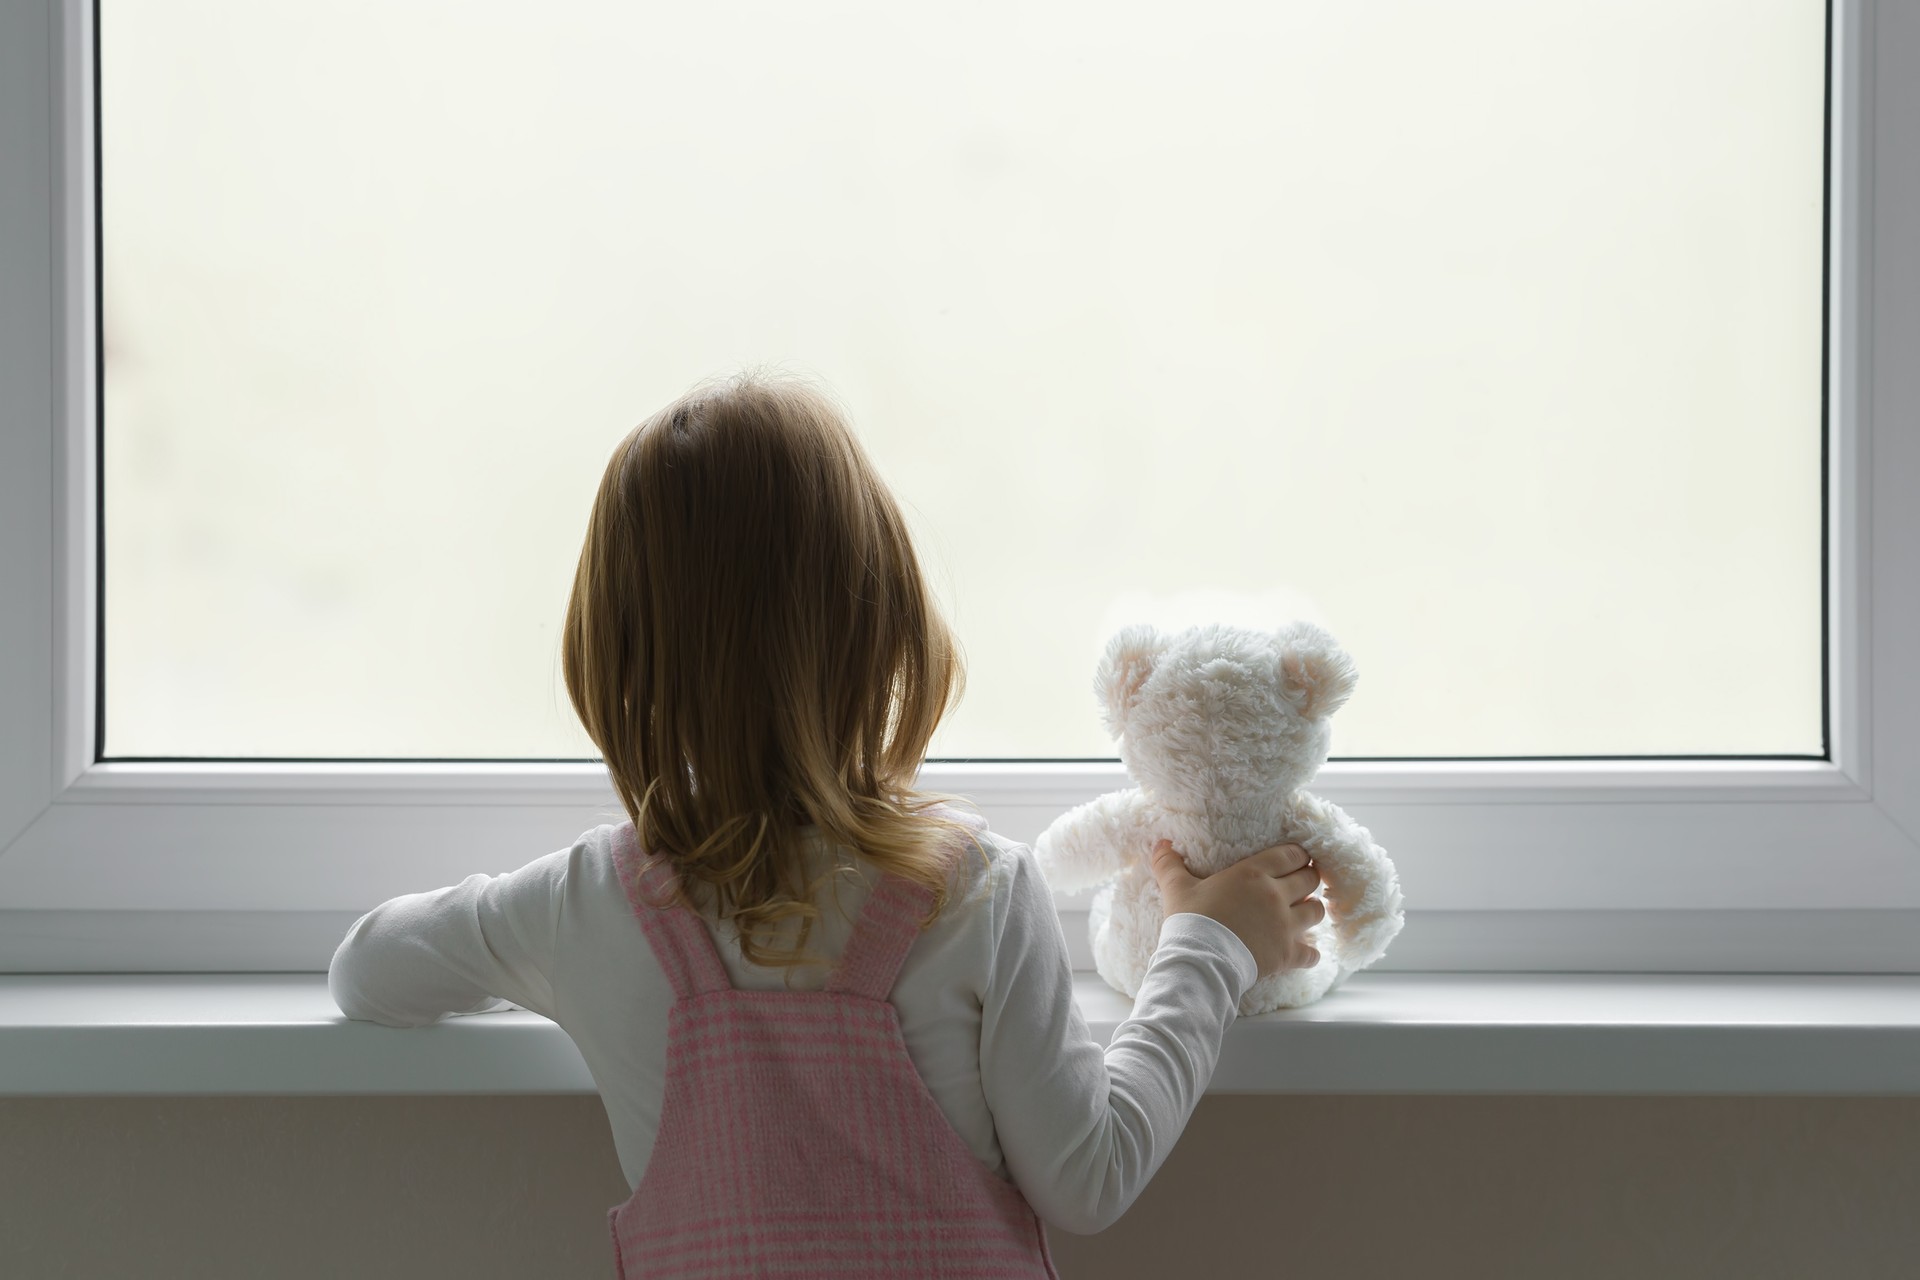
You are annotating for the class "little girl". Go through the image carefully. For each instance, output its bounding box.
[329,372,1325,1278]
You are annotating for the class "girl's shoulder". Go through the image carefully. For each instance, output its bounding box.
[557,811,1040,903]
[558,816,1050,986]
[930,821,1054,946]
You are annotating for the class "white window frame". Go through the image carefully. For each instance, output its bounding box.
[2,0,1914,974]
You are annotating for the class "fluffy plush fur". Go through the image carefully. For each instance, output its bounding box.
[1034,621,1405,1013]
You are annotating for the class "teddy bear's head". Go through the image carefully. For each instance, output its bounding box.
[1096,621,1357,809]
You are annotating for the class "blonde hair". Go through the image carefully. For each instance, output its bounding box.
[563,371,980,969]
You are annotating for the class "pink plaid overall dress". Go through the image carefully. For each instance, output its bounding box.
[606,820,1060,1279]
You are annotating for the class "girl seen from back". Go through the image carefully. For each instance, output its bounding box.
[328,372,1326,1278]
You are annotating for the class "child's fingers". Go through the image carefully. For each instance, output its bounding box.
[1246,844,1313,877]
[1278,863,1322,903]
[1149,839,1196,890]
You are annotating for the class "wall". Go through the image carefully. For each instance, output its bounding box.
[4,1095,1916,1278]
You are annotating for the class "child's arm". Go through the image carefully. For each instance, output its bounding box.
[327,843,571,1027]
[976,842,1257,1235]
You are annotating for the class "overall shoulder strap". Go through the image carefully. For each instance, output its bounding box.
[826,808,983,1000]
[612,822,731,999]
[824,873,936,1001]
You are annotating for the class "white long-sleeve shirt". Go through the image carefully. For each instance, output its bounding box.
[327,823,1256,1235]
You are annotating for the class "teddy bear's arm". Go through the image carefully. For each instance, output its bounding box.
[1290,790,1406,972]
[1032,789,1158,893]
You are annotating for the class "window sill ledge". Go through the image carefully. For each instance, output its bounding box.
[3,972,1918,1097]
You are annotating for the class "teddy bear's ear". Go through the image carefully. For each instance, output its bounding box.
[1097,625,1163,740]
[1275,622,1359,720]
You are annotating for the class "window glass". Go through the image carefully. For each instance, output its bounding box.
[101,0,1826,759]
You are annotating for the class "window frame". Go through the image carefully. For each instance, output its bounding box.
[2,0,1914,974]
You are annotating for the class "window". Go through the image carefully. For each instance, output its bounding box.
[2,0,1914,975]
[103,0,1823,762]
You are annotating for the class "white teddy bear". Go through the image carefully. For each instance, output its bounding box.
[1034,621,1405,1013]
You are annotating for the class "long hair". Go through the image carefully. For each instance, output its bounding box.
[562,371,979,969]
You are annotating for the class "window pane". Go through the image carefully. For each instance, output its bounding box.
[101,0,1826,760]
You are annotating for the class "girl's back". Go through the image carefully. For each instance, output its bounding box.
[608,809,1056,1276]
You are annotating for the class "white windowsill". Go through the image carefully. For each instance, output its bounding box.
[4,971,1919,1096]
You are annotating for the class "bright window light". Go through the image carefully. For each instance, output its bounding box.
[100,0,1826,761]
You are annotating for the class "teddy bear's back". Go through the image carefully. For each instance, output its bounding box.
[1141,788,1328,877]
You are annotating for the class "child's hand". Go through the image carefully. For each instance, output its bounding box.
[1149,839,1325,978]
